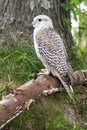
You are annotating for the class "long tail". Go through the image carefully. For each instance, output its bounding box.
[57,73,74,99]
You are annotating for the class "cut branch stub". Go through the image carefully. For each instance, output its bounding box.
[73,70,87,85]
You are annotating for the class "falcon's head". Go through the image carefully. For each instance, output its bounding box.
[32,15,53,29]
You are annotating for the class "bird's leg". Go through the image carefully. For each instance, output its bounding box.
[37,69,50,76]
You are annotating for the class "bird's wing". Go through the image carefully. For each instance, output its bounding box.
[36,29,69,75]
[35,29,74,99]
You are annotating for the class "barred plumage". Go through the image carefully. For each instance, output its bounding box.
[32,15,74,99]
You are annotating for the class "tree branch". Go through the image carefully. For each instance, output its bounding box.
[0,75,59,129]
[73,70,87,86]
[0,69,87,129]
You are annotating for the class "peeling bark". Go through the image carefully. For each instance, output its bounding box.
[0,75,59,129]
[0,69,87,129]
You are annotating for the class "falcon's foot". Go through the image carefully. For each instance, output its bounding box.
[37,69,50,76]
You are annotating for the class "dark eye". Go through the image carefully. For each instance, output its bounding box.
[38,19,42,22]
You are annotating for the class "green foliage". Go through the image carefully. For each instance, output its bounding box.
[0,78,14,99]
[71,1,87,46]
[0,40,43,98]
[0,41,43,83]
[79,11,87,42]
[61,0,87,47]
[45,121,86,130]
[73,43,87,70]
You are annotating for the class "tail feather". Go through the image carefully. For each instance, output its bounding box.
[61,78,73,99]
[56,73,74,99]
[69,85,73,93]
